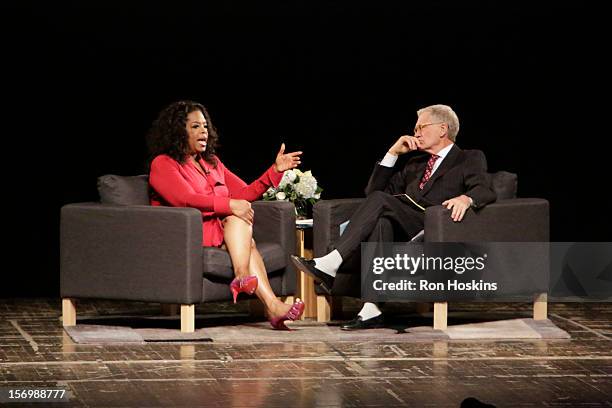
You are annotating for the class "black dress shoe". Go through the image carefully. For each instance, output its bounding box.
[290,255,335,294]
[460,397,496,408]
[340,314,385,331]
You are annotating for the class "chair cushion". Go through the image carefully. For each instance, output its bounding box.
[490,171,517,200]
[98,174,150,205]
[202,242,287,281]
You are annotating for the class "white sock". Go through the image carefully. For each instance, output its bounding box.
[358,302,382,320]
[313,250,342,277]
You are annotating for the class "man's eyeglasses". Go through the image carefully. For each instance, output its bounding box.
[414,122,444,134]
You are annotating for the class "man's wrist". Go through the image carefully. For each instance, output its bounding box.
[380,152,399,168]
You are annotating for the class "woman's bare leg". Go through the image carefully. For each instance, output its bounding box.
[223,216,291,317]
[222,216,253,279]
[249,244,292,318]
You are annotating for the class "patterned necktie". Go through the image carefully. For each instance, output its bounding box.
[419,154,440,190]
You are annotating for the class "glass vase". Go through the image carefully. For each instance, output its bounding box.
[294,200,312,220]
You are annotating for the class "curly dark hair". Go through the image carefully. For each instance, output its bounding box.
[147,100,219,167]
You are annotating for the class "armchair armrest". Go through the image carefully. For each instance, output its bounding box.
[60,203,204,304]
[313,198,365,257]
[424,198,549,242]
[251,200,297,293]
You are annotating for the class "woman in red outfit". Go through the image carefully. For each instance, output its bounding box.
[147,101,305,329]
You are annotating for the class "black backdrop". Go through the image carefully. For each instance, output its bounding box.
[2,1,607,296]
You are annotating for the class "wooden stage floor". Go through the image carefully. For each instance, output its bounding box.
[1,299,610,407]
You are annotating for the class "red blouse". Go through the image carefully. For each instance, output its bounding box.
[149,154,283,247]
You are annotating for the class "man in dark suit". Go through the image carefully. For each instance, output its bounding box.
[292,104,497,329]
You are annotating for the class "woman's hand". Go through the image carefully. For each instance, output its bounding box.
[229,199,254,225]
[274,143,302,172]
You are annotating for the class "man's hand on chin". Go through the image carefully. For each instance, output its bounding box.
[388,135,419,156]
[442,194,472,222]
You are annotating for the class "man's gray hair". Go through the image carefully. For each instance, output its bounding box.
[417,104,460,141]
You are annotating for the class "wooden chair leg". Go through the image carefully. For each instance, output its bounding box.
[298,273,318,319]
[62,298,76,327]
[317,295,331,322]
[181,304,195,333]
[161,303,179,316]
[316,295,342,322]
[533,292,548,320]
[433,302,447,330]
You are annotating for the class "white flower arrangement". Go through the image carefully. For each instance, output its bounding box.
[263,169,323,218]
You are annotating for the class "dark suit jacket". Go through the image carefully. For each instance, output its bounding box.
[365,144,497,209]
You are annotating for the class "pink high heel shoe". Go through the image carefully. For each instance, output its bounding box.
[229,276,258,303]
[269,299,305,330]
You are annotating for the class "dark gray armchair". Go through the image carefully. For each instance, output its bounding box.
[60,175,297,332]
[313,163,550,328]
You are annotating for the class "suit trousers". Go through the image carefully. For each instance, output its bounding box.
[335,191,425,260]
